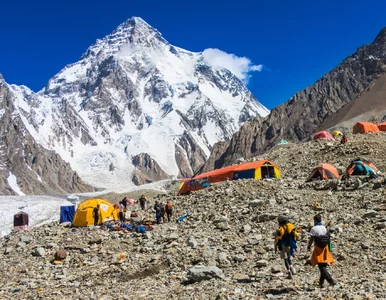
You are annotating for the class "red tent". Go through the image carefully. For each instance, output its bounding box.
[313,131,334,140]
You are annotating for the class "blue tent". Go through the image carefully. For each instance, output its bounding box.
[60,205,75,223]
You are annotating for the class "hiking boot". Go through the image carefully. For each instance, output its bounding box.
[287,271,292,279]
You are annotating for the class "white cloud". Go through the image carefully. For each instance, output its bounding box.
[202,48,263,84]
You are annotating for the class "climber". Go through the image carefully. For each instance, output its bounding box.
[274,215,299,279]
[139,194,148,211]
[165,200,173,222]
[307,214,335,288]
[154,201,163,225]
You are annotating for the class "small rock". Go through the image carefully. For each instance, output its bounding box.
[233,273,249,280]
[4,247,13,255]
[88,236,103,244]
[169,232,179,240]
[186,265,225,282]
[187,237,198,249]
[32,247,45,257]
[362,210,379,219]
[20,236,32,244]
[234,254,245,262]
[54,248,67,260]
[248,200,265,207]
[271,265,282,273]
[242,224,252,233]
[255,260,268,267]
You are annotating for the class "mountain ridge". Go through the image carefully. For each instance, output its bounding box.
[203,26,386,172]
[0,17,268,194]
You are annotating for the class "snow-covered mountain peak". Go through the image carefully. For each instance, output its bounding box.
[80,16,168,62]
[8,17,269,191]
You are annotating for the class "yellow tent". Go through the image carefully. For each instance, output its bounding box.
[73,198,117,226]
[332,130,343,138]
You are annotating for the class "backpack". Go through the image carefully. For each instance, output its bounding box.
[313,234,330,248]
[278,224,298,247]
[165,203,173,212]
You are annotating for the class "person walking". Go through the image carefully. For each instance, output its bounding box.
[165,200,173,222]
[93,204,101,226]
[274,215,299,279]
[154,201,163,224]
[307,214,335,288]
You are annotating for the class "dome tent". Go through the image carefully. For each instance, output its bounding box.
[346,158,378,177]
[73,198,117,226]
[332,130,343,138]
[179,160,280,195]
[306,163,339,182]
[353,122,380,134]
[377,122,386,132]
[313,131,334,140]
[277,139,288,145]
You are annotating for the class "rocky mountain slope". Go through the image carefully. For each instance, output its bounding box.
[0,75,93,195]
[2,17,268,193]
[1,133,385,299]
[204,27,386,171]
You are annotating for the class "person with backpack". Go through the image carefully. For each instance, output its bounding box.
[274,215,299,279]
[154,201,163,224]
[307,214,335,288]
[165,200,173,222]
[139,194,148,211]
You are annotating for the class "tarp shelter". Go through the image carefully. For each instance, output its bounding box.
[14,211,29,231]
[313,131,334,140]
[377,122,386,132]
[352,122,380,134]
[346,158,378,177]
[73,198,117,227]
[306,163,339,182]
[332,130,343,138]
[277,139,288,145]
[179,160,280,195]
[60,205,75,223]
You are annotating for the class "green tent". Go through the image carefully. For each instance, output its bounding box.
[277,139,288,145]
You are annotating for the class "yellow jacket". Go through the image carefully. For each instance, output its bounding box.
[275,223,299,245]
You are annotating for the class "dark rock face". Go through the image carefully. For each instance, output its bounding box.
[205,27,386,170]
[0,76,93,195]
[131,153,169,185]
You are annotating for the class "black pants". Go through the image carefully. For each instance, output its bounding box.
[318,263,334,286]
[119,212,125,223]
[94,217,99,226]
[166,211,172,222]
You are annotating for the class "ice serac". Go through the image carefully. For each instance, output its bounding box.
[0,75,93,195]
[203,27,386,171]
[9,16,268,189]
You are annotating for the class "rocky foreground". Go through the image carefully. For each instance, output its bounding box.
[1,134,386,299]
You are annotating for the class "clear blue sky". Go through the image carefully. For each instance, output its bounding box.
[1,0,386,109]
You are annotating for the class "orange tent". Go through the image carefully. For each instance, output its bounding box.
[377,122,386,132]
[306,163,339,181]
[179,160,280,195]
[353,122,380,134]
